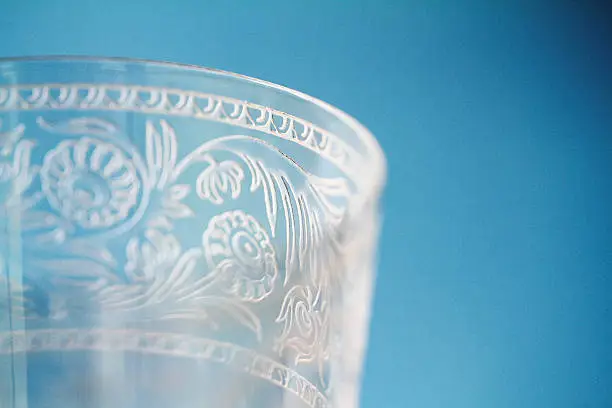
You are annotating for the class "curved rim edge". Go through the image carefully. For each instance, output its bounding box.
[0,55,387,200]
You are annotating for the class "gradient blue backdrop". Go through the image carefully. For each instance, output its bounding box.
[1,1,611,407]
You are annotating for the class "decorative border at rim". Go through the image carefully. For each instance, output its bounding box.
[0,329,328,408]
[0,84,361,181]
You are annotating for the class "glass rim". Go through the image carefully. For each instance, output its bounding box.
[0,55,387,201]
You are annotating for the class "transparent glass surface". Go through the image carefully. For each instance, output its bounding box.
[0,57,385,408]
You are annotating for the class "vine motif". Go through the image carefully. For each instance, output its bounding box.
[0,116,352,387]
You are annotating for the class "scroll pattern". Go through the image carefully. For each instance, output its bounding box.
[0,84,362,177]
[0,112,354,404]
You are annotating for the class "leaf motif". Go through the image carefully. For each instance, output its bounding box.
[64,241,117,268]
[275,174,299,285]
[21,210,63,232]
[168,184,190,200]
[95,283,150,310]
[308,175,351,221]
[188,297,262,340]
[0,122,25,154]
[260,161,278,236]
[125,237,142,277]
[12,139,34,171]
[128,229,181,269]
[4,139,38,203]
[242,154,263,192]
[146,120,178,189]
[32,258,119,287]
[29,229,69,246]
[269,173,326,287]
[215,301,262,340]
[162,200,195,219]
[36,116,117,135]
[239,154,348,288]
[148,293,262,339]
[242,154,278,236]
[157,308,213,326]
[96,283,147,308]
[0,275,39,319]
[147,215,173,230]
[149,248,202,302]
[145,121,162,185]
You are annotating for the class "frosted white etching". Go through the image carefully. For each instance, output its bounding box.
[0,84,361,405]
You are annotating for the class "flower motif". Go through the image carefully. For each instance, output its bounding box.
[125,229,182,283]
[40,137,140,229]
[275,286,327,364]
[203,210,278,302]
[196,157,244,205]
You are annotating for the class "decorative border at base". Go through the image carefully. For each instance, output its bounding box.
[0,329,328,408]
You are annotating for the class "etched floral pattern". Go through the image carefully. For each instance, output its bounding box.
[0,123,36,208]
[196,156,244,205]
[125,229,183,283]
[275,286,328,364]
[40,137,140,228]
[0,159,25,206]
[0,87,368,405]
[3,118,347,355]
[204,210,278,302]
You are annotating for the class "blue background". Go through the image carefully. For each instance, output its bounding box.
[1,1,611,407]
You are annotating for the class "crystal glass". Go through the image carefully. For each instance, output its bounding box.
[0,57,385,408]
